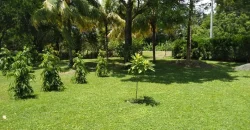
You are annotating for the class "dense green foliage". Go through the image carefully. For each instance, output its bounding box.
[1,0,250,128]
[129,53,154,75]
[96,51,108,77]
[7,47,35,99]
[0,47,14,76]
[0,0,250,64]
[0,0,42,50]
[173,36,250,62]
[211,36,250,62]
[72,53,88,84]
[173,9,250,62]
[40,46,64,91]
[113,39,143,58]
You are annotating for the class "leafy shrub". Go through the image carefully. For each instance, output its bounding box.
[8,48,35,99]
[172,39,186,59]
[192,38,212,60]
[128,53,154,99]
[40,46,64,91]
[0,47,14,76]
[156,42,173,51]
[210,35,250,62]
[143,43,152,51]
[24,45,41,67]
[172,38,212,60]
[113,39,143,58]
[72,53,88,84]
[96,51,108,77]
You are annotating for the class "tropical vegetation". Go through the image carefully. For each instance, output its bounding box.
[1,0,250,129]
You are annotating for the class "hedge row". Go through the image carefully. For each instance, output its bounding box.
[173,36,250,62]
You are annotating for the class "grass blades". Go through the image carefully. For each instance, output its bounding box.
[0,56,250,129]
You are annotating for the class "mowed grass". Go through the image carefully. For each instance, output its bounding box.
[1,53,250,129]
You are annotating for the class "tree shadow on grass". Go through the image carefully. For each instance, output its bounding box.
[125,96,160,107]
[17,94,38,100]
[84,58,128,77]
[119,60,238,85]
[213,61,244,68]
[84,61,97,72]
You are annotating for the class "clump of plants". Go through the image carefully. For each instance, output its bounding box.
[0,47,14,76]
[128,53,154,100]
[8,47,35,99]
[72,53,88,84]
[96,51,108,77]
[40,46,64,91]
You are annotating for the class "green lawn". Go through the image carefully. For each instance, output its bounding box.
[1,55,250,129]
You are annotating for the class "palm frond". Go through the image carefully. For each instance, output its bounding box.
[107,12,125,26]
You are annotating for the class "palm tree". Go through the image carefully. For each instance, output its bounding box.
[133,0,185,62]
[33,0,99,67]
[118,0,149,62]
[186,0,194,62]
[97,0,120,60]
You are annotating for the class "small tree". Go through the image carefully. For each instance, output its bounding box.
[128,53,154,99]
[72,53,88,84]
[8,48,35,99]
[0,47,14,76]
[40,46,64,91]
[96,51,108,77]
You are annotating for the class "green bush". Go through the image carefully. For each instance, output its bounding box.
[211,36,250,62]
[172,38,212,60]
[40,46,64,91]
[172,36,250,62]
[72,53,88,84]
[8,48,35,99]
[192,38,212,60]
[113,39,143,58]
[0,47,14,76]
[96,51,108,77]
[24,45,41,67]
[172,39,186,59]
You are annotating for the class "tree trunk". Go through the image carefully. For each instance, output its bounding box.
[0,30,7,50]
[56,39,60,52]
[151,21,156,63]
[105,21,109,60]
[135,75,138,100]
[67,20,73,67]
[124,0,133,63]
[68,47,73,67]
[187,0,193,62]
[75,34,82,53]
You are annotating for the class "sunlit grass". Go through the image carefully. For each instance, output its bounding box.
[1,56,250,129]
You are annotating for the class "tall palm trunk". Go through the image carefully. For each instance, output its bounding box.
[105,21,109,60]
[124,0,133,63]
[151,18,157,63]
[67,20,73,67]
[187,0,193,62]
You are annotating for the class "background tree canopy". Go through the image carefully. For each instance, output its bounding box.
[0,0,249,63]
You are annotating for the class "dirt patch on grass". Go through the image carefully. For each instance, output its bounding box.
[170,60,214,68]
[235,63,250,71]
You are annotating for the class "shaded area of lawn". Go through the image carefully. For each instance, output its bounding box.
[82,58,238,84]
[109,59,237,84]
